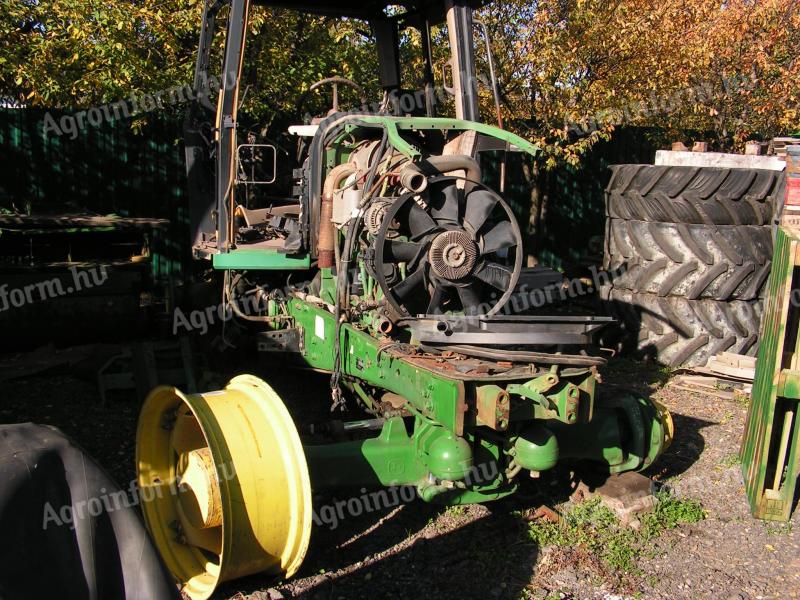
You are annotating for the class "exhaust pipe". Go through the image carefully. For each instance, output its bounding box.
[319,162,357,268]
[398,155,481,194]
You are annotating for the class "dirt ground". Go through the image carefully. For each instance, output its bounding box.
[1,352,798,600]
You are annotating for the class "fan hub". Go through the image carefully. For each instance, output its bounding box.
[429,230,478,280]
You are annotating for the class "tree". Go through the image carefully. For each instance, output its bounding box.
[0,0,379,127]
[1,0,202,106]
[478,0,800,166]
[2,0,797,151]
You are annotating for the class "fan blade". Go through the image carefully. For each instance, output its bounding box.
[429,183,461,223]
[482,221,516,254]
[426,284,447,315]
[464,190,497,232]
[457,284,482,311]
[405,202,437,238]
[475,261,513,290]
[392,267,426,301]
[385,240,422,263]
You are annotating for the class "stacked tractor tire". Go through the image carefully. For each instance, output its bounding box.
[601,164,785,367]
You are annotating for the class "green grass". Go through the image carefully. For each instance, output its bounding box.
[527,492,705,574]
[657,365,673,381]
[445,505,466,518]
[733,391,752,407]
[641,492,706,536]
[762,521,793,536]
[718,452,741,468]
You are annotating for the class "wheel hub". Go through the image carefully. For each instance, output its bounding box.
[177,447,223,529]
[429,230,478,280]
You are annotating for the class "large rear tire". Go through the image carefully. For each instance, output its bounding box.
[606,164,782,226]
[605,219,772,301]
[601,287,762,367]
[0,424,179,600]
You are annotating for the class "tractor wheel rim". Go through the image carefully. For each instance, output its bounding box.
[136,375,312,600]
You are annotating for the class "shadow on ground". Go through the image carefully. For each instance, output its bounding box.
[648,413,715,480]
[219,499,541,600]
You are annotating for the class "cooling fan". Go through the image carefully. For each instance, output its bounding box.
[370,176,523,318]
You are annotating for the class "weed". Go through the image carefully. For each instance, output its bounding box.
[640,492,705,539]
[718,453,741,468]
[762,521,793,536]
[651,365,672,388]
[446,505,466,518]
[528,498,639,572]
[733,391,751,407]
[527,492,705,575]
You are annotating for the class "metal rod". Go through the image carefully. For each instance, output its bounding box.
[419,16,436,117]
[342,418,386,432]
[474,19,507,193]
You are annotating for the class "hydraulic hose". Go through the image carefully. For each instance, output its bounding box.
[330,131,389,408]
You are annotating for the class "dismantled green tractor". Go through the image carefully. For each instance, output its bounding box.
[135,1,674,598]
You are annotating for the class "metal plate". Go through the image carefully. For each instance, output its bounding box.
[404,314,613,346]
[256,328,303,352]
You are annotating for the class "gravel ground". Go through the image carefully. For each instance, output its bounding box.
[1,353,798,600]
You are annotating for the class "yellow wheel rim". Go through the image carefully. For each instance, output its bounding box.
[136,375,312,600]
[652,397,675,451]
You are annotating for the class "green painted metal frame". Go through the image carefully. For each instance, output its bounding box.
[284,296,669,500]
[199,114,669,501]
[212,249,311,270]
[741,226,800,521]
[287,299,466,433]
[355,116,540,159]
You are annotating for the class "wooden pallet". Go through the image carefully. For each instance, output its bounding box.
[740,226,800,522]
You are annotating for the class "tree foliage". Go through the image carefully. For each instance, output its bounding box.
[1,0,202,105]
[1,0,797,162]
[0,0,379,127]
[478,0,800,165]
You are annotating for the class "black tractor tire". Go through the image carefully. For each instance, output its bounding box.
[601,287,762,367]
[605,219,772,301]
[0,423,179,600]
[606,164,783,226]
